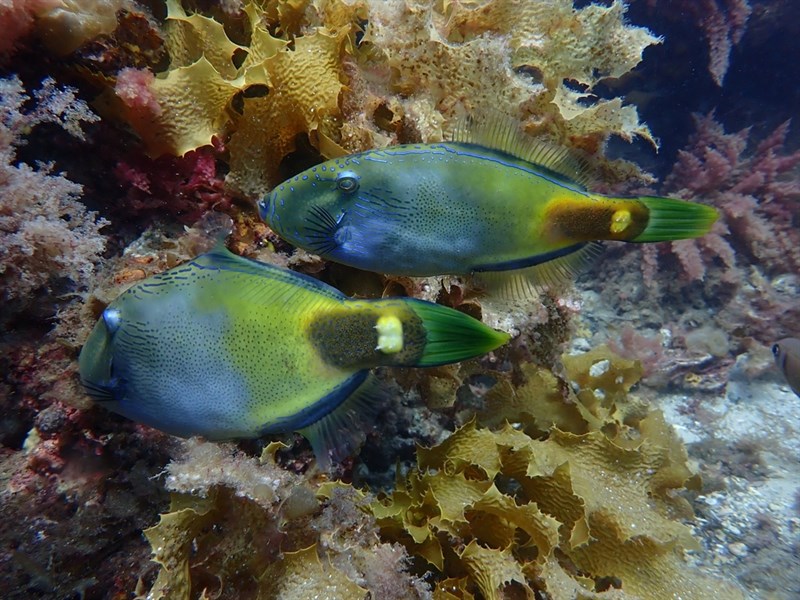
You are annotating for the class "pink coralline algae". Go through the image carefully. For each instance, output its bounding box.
[620,112,800,346]
[643,0,752,85]
[650,112,800,285]
[115,66,161,116]
[114,141,232,224]
[0,0,60,57]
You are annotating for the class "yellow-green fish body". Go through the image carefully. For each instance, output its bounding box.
[79,247,508,463]
[259,117,718,286]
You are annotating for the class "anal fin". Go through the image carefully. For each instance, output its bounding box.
[474,242,604,301]
[299,374,384,471]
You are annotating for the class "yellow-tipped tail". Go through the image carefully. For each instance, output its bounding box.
[633,196,719,242]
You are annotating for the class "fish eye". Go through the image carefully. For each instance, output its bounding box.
[102,308,121,334]
[772,343,781,357]
[336,171,359,194]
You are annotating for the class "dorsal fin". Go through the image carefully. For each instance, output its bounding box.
[450,112,596,189]
[474,242,604,301]
[192,244,347,302]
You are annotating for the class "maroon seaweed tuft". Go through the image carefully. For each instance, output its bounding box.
[114,139,234,224]
[660,112,800,281]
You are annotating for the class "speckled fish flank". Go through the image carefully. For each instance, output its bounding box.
[78,246,509,466]
[259,116,719,291]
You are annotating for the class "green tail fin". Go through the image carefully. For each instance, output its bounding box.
[406,299,510,367]
[633,196,719,242]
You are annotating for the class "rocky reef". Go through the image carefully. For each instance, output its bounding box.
[1,1,798,599]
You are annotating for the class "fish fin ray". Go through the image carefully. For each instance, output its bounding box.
[80,377,116,403]
[403,299,510,366]
[474,242,604,300]
[451,112,596,189]
[299,374,384,471]
[304,205,342,255]
[632,196,719,241]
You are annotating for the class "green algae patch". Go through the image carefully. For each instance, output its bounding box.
[459,541,530,600]
[108,0,665,199]
[124,56,240,157]
[418,420,506,479]
[226,27,349,196]
[481,345,651,440]
[140,349,740,599]
[481,362,581,436]
[569,511,744,600]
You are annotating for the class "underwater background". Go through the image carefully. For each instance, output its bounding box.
[0,0,798,598]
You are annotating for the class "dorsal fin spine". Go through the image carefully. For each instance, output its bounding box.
[449,112,595,189]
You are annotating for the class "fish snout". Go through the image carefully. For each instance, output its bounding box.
[257,192,275,222]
